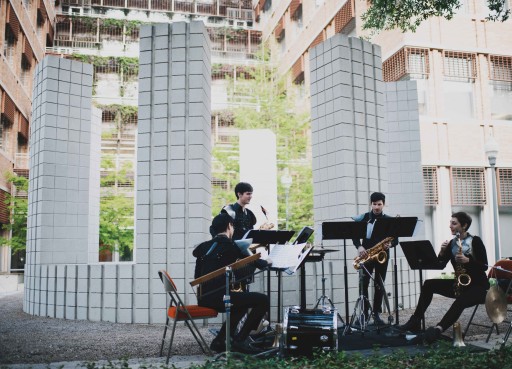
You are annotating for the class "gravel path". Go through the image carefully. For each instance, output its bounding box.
[0,290,508,365]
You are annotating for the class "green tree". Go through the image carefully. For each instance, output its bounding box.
[0,173,28,252]
[99,156,134,261]
[362,0,510,32]
[212,49,313,231]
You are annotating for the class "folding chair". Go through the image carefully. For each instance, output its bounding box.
[463,259,512,342]
[158,270,218,363]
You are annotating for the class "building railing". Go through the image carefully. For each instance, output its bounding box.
[59,0,254,21]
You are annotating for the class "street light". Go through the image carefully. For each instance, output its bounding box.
[281,168,293,230]
[485,135,500,261]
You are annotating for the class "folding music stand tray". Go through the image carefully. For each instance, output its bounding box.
[322,221,367,324]
[400,240,444,331]
[243,229,295,322]
[370,217,418,324]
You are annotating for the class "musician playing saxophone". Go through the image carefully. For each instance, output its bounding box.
[194,213,271,354]
[352,192,398,325]
[399,212,489,343]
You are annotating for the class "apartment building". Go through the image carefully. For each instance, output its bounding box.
[255,0,512,262]
[43,0,263,261]
[0,0,55,273]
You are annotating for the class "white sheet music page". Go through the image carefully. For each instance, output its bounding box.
[268,243,308,269]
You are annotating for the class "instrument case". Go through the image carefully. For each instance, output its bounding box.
[283,306,338,355]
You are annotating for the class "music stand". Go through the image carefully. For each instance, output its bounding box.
[370,217,418,324]
[244,230,295,323]
[322,221,367,324]
[292,227,315,309]
[400,240,444,331]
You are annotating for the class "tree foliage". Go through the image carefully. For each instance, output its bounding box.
[0,173,28,252]
[99,157,134,260]
[212,48,313,232]
[362,0,510,32]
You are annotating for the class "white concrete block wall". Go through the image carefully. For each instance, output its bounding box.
[136,21,212,324]
[384,81,426,309]
[309,35,388,314]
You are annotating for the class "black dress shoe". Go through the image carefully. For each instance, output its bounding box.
[231,339,263,354]
[398,316,422,333]
[373,313,386,325]
[210,336,226,353]
[424,326,442,343]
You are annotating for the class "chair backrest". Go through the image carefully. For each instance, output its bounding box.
[490,259,512,280]
[158,269,185,308]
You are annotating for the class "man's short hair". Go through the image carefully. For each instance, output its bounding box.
[211,213,234,235]
[370,192,386,203]
[234,182,253,199]
[452,212,472,231]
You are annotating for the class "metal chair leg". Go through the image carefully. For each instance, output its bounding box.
[463,305,479,339]
[160,317,169,356]
[166,319,179,364]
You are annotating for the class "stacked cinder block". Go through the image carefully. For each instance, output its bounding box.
[136,21,212,323]
[309,35,387,305]
[24,56,101,317]
[383,81,425,308]
[309,35,422,312]
[384,81,424,220]
[24,22,213,324]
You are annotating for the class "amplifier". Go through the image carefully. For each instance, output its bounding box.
[283,306,338,355]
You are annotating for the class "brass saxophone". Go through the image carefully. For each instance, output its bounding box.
[454,232,471,297]
[353,236,394,270]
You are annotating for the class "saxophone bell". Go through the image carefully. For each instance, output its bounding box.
[457,273,471,287]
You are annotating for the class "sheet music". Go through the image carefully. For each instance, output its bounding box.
[268,243,311,272]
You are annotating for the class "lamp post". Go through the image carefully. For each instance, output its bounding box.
[485,136,500,261]
[281,168,293,230]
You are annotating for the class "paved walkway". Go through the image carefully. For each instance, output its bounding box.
[1,290,511,368]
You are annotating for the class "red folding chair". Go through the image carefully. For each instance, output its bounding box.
[158,270,218,363]
[463,259,512,341]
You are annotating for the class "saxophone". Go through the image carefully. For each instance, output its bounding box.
[454,232,471,297]
[353,236,394,270]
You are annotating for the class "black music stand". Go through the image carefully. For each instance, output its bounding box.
[400,240,444,331]
[292,227,315,309]
[370,217,418,324]
[244,230,295,323]
[322,221,367,324]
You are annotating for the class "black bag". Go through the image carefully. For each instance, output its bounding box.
[283,306,338,355]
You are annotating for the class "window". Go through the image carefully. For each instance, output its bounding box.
[443,51,477,81]
[382,47,429,82]
[291,3,303,27]
[489,55,512,121]
[0,116,12,153]
[498,168,512,206]
[20,57,32,89]
[443,52,477,120]
[451,167,486,206]
[3,27,17,67]
[423,166,439,205]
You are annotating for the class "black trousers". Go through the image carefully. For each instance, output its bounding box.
[200,291,269,341]
[412,279,487,331]
[361,256,389,314]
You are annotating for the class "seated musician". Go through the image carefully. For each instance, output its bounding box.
[194,213,271,354]
[399,212,489,343]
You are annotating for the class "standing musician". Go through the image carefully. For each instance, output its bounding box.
[352,192,398,325]
[210,182,257,240]
[399,212,489,343]
[194,213,271,354]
